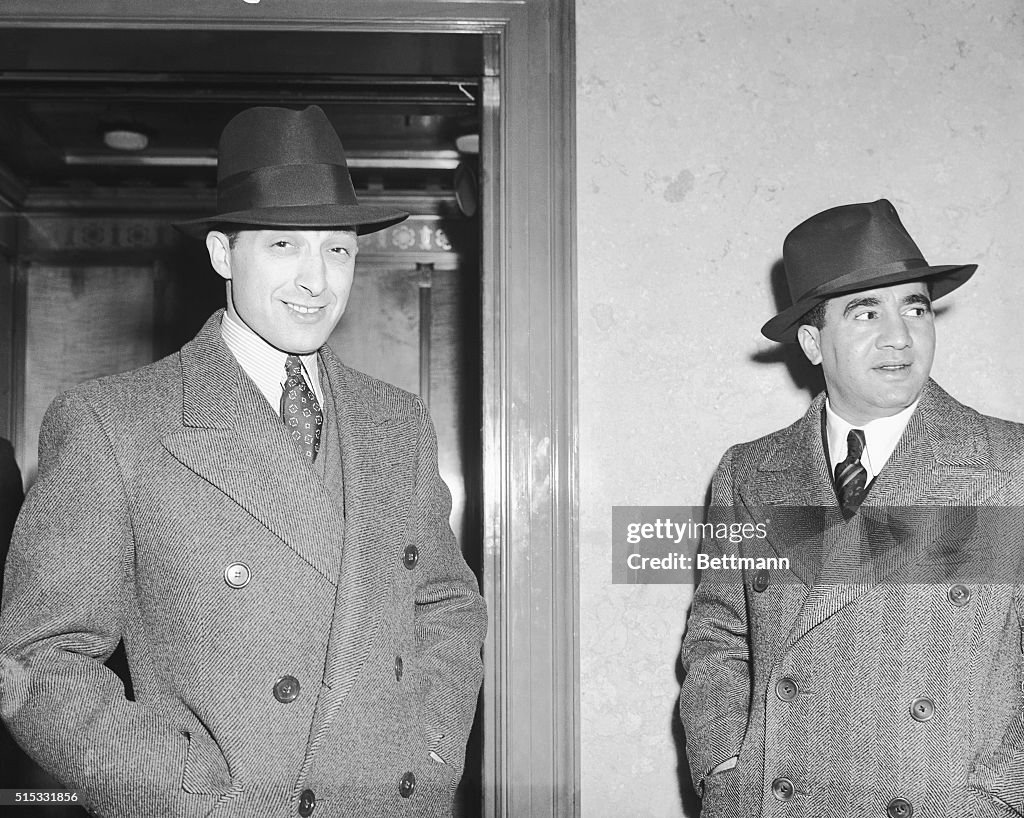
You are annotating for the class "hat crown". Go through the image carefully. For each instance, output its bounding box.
[174,104,408,237]
[217,105,349,181]
[782,199,926,303]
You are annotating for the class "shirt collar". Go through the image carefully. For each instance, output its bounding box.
[824,397,919,482]
[219,310,323,410]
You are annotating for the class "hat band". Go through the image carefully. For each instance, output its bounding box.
[218,163,358,214]
[798,257,930,302]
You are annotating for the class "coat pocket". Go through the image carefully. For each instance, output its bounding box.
[180,729,233,795]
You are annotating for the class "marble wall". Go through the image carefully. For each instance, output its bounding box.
[575,1,1024,815]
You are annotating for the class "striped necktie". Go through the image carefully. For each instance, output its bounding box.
[834,428,868,519]
[280,355,323,462]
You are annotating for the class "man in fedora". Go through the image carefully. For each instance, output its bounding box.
[679,199,1024,817]
[0,105,486,818]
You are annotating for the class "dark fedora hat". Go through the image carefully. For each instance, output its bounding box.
[761,198,977,342]
[175,105,408,237]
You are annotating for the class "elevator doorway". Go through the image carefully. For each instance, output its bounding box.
[0,24,485,817]
[0,5,576,817]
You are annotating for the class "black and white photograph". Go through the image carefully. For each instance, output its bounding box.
[0,2,1022,817]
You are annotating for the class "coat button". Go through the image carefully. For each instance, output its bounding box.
[298,789,316,816]
[395,655,404,681]
[771,777,794,801]
[273,675,301,703]
[775,678,798,702]
[224,563,251,588]
[887,797,913,818]
[910,697,935,722]
[947,584,971,607]
[399,771,416,798]
[752,570,770,592]
[403,544,419,569]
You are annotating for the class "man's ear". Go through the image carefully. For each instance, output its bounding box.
[797,324,823,365]
[205,231,232,281]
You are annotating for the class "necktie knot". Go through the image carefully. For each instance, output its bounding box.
[280,356,323,462]
[846,428,865,461]
[285,355,304,382]
[835,428,868,519]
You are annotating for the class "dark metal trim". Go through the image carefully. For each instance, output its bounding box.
[0,72,480,106]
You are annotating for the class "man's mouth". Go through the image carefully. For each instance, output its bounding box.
[876,362,912,371]
[285,302,324,315]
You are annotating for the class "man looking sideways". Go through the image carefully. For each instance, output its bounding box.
[680,199,1024,817]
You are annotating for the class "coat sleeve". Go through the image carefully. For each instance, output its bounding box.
[0,389,202,818]
[678,447,752,796]
[408,399,486,776]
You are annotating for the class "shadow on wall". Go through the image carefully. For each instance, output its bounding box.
[749,259,825,399]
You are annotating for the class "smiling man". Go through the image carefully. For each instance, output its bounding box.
[0,106,486,818]
[210,228,362,355]
[679,200,1024,817]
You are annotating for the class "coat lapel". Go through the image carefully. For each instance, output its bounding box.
[297,347,422,777]
[160,311,345,585]
[737,393,840,586]
[315,346,418,699]
[782,379,1012,651]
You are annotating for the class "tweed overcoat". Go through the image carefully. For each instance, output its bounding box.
[680,380,1024,818]
[0,311,487,818]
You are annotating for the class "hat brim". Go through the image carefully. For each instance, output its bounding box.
[761,263,978,343]
[173,204,410,238]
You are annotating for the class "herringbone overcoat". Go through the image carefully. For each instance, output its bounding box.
[680,380,1024,818]
[0,311,487,818]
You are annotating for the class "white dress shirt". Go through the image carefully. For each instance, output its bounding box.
[824,398,919,483]
[220,310,324,412]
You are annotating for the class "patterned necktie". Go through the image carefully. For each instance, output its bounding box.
[834,428,868,519]
[280,355,323,462]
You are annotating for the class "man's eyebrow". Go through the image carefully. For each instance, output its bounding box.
[902,292,932,307]
[841,295,881,317]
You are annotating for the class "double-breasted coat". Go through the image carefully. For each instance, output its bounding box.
[680,380,1024,817]
[0,311,487,818]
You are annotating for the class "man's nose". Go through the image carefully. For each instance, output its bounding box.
[878,313,912,348]
[294,251,328,296]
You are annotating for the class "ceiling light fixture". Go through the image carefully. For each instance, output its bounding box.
[102,128,149,152]
[455,133,479,155]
